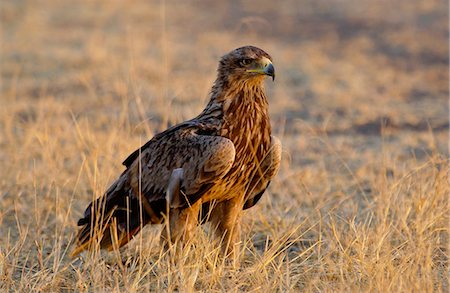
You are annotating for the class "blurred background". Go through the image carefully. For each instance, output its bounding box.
[2,0,448,196]
[2,0,448,156]
[0,0,448,291]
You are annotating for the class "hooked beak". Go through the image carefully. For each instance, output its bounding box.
[246,57,275,81]
[264,63,275,81]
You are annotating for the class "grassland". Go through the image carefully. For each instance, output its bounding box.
[1,0,448,291]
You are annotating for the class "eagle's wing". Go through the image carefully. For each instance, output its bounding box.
[73,122,235,255]
[125,123,235,208]
[243,135,281,209]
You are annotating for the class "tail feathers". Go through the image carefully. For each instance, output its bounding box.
[71,219,143,257]
[71,191,150,258]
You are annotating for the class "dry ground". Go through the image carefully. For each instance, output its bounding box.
[1,0,449,292]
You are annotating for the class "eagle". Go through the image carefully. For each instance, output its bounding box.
[72,46,281,257]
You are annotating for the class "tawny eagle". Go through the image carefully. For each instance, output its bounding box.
[72,46,281,257]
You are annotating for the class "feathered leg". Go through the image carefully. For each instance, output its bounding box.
[160,200,202,251]
[161,168,201,250]
[209,194,243,262]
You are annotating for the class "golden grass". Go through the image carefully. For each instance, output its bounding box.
[1,0,448,291]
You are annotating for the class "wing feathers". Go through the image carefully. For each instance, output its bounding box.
[127,129,235,208]
[74,125,236,256]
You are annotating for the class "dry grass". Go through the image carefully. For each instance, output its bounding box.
[1,0,448,292]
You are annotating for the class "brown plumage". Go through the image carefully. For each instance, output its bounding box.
[72,46,281,257]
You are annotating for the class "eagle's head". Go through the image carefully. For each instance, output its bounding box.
[217,46,275,84]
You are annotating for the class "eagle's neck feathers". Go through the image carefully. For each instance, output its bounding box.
[196,77,272,169]
[199,77,270,131]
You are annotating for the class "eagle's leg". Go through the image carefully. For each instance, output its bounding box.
[160,200,202,251]
[209,194,244,261]
[161,168,201,250]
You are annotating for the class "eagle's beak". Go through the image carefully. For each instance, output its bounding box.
[264,63,275,81]
[247,57,275,81]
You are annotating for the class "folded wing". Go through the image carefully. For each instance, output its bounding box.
[72,123,235,256]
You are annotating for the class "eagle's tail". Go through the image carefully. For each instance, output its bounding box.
[71,180,151,257]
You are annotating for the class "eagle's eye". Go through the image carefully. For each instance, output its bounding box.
[239,58,253,67]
